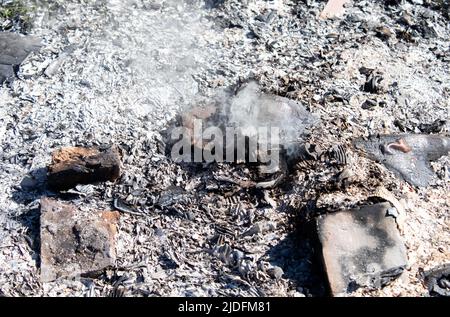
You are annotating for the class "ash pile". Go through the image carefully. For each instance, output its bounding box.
[164,79,449,296]
[0,0,449,297]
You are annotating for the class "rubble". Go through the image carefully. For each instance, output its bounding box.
[0,32,42,83]
[317,203,408,296]
[47,146,122,190]
[40,197,119,282]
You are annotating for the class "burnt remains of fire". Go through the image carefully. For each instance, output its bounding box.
[158,74,450,295]
[1,0,450,298]
[163,81,318,181]
[159,78,409,296]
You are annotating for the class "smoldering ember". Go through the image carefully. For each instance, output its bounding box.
[0,0,449,299]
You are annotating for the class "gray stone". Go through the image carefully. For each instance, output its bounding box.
[354,134,450,187]
[0,32,42,83]
[40,197,120,282]
[0,32,42,65]
[316,202,408,296]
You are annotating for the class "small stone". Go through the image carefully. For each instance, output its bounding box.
[47,145,122,190]
[361,99,378,110]
[316,202,408,296]
[40,197,120,282]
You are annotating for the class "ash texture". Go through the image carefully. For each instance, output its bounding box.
[0,0,449,297]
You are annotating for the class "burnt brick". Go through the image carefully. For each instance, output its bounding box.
[40,197,120,282]
[317,202,408,296]
[47,145,122,190]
